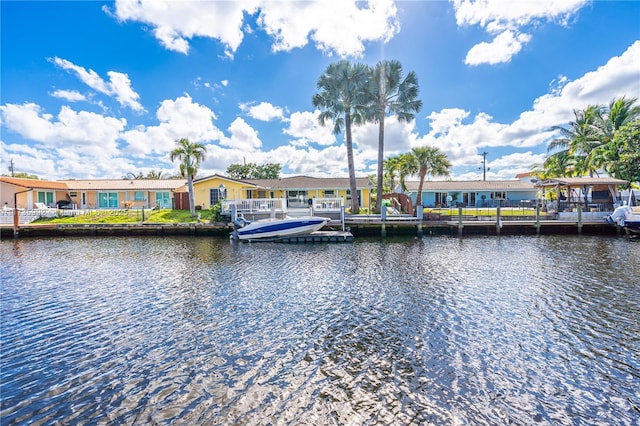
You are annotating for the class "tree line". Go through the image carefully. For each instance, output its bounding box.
[540,96,640,186]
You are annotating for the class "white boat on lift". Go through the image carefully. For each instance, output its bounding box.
[605,204,640,235]
[231,215,330,241]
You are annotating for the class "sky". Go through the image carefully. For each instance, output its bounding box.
[1,0,639,182]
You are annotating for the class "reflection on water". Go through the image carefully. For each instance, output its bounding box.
[1,236,639,425]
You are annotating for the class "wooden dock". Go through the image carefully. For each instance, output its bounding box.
[0,217,621,240]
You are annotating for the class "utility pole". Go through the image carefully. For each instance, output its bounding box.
[480,152,489,181]
[8,159,15,177]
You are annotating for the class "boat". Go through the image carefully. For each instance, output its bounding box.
[231,215,330,241]
[605,204,640,234]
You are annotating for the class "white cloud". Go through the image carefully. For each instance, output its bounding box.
[464,30,532,66]
[109,0,257,57]
[451,0,588,65]
[219,117,263,151]
[258,0,399,57]
[284,111,335,146]
[0,104,131,178]
[417,41,640,175]
[242,101,285,121]
[109,0,399,58]
[0,103,125,151]
[121,94,223,155]
[50,89,86,102]
[50,57,144,111]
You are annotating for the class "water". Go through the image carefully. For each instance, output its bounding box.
[1,235,639,425]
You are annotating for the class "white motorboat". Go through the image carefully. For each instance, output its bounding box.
[232,215,330,241]
[605,204,640,234]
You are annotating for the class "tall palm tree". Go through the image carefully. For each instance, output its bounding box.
[407,146,451,207]
[546,96,640,178]
[313,60,369,214]
[587,96,640,174]
[548,105,602,177]
[170,138,207,217]
[367,60,422,211]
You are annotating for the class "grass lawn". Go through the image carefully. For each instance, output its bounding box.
[30,209,214,224]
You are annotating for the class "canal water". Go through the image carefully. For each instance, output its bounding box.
[1,235,638,425]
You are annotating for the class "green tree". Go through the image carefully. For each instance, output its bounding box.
[546,96,640,178]
[313,60,370,214]
[170,138,207,217]
[383,152,416,193]
[367,60,422,211]
[383,155,402,193]
[608,119,640,185]
[146,169,166,179]
[226,162,281,179]
[406,146,451,207]
[2,172,38,179]
[548,105,602,176]
[123,172,144,179]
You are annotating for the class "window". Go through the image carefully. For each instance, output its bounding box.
[324,190,335,197]
[491,191,506,199]
[69,192,77,198]
[98,192,118,208]
[346,189,362,206]
[462,192,476,206]
[37,191,54,206]
[134,191,145,201]
[287,190,308,208]
[156,192,171,208]
[434,192,448,206]
[209,188,224,206]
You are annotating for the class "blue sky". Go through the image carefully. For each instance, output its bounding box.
[1,0,639,181]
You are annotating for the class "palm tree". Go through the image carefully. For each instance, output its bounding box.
[407,146,451,207]
[548,105,602,177]
[170,138,207,217]
[146,169,166,179]
[546,96,640,178]
[383,155,401,193]
[313,60,370,214]
[587,96,640,174]
[367,60,422,211]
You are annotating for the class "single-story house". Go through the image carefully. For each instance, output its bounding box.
[1,177,70,210]
[1,176,186,209]
[404,180,539,208]
[190,174,375,211]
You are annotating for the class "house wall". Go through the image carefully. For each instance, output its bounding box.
[76,190,169,209]
[192,178,373,211]
[411,189,538,207]
[193,178,250,210]
[1,183,69,209]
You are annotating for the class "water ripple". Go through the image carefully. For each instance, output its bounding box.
[1,235,639,425]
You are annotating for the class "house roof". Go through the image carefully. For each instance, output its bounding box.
[193,174,255,187]
[245,176,373,190]
[404,180,536,192]
[60,179,186,191]
[536,177,628,187]
[0,176,69,190]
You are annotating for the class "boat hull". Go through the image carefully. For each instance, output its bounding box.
[234,217,329,240]
[623,216,640,234]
